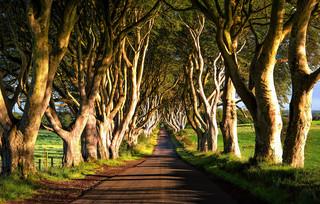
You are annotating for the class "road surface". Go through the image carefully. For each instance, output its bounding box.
[72,128,237,203]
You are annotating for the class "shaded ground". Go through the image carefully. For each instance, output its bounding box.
[8,159,147,204]
[71,129,238,203]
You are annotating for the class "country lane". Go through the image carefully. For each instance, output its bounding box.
[71,128,237,203]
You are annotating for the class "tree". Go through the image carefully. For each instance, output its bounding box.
[0,0,82,177]
[183,14,225,152]
[283,0,320,167]
[164,102,187,133]
[220,73,241,158]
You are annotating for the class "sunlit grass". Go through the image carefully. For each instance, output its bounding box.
[183,123,319,167]
[34,130,64,169]
[119,129,159,161]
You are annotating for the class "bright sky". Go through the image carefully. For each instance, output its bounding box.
[312,82,320,110]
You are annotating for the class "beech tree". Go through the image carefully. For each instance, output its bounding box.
[0,0,83,176]
[142,97,161,137]
[220,73,241,158]
[182,14,225,152]
[283,0,320,167]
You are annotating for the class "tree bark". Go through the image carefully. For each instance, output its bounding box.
[220,75,241,158]
[283,91,312,167]
[206,115,218,151]
[197,131,207,152]
[253,67,283,163]
[81,107,106,161]
[1,125,37,176]
[63,135,83,167]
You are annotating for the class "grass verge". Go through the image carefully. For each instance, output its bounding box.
[0,174,38,202]
[169,128,320,204]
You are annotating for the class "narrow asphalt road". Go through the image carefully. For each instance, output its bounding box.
[72,128,237,203]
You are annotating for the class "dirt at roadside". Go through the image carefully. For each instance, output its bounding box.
[7,158,146,204]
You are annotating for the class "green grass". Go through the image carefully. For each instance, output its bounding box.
[0,174,38,202]
[182,123,320,167]
[183,124,256,159]
[39,161,102,181]
[170,123,320,204]
[119,130,159,161]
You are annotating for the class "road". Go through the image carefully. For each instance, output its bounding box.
[72,128,237,203]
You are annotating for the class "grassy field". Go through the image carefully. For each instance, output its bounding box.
[171,122,320,203]
[34,130,64,170]
[305,121,320,168]
[184,122,320,168]
[184,123,256,159]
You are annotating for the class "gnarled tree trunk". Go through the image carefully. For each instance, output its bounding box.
[2,125,38,176]
[81,107,108,160]
[283,0,318,167]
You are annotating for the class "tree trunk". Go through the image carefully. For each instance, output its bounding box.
[206,115,218,152]
[82,106,111,161]
[63,136,83,167]
[110,141,121,159]
[253,74,283,163]
[97,120,110,160]
[81,108,99,161]
[1,125,37,177]
[220,75,241,158]
[282,0,317,168]
[283,90,312,167]
[127,129,139,149]
[197,130,207,152]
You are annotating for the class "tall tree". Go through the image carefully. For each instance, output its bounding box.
[283,0,320,167]
[0,0,82,177]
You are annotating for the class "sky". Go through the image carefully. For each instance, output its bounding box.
[311,82,320,110]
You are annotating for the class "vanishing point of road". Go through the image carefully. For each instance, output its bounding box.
[72,128,237,203]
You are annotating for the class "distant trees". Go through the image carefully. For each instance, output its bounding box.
[313,113,320,121]
[164,102,187,133]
